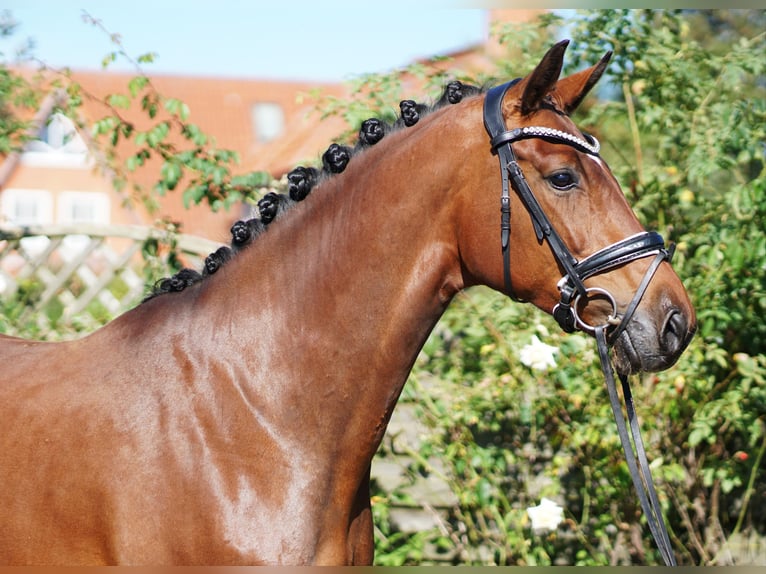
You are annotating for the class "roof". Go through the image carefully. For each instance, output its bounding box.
[0,9,543,241]
[71,71,349,176]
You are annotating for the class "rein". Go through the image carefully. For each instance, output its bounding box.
[483,81,677,566]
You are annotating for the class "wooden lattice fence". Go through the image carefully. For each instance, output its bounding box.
[0,223,221,334]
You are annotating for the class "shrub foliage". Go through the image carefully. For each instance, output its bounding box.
[370,10,766,566]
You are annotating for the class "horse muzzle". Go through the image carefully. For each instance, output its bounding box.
[552,232,697,376]
[610,305,696,375]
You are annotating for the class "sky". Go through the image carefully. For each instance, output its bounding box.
[1,1,492,82]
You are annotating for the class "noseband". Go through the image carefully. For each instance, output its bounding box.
[484,80,677,566]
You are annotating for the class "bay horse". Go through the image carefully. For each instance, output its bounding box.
[0,41,695,565]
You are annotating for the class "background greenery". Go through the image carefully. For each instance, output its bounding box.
[1,8,764,566]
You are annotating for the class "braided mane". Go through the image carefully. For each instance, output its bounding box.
[144,80,483,301]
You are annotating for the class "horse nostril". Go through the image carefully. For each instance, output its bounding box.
[662,310,689,356]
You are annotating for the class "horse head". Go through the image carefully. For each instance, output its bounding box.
[459,40,696,374]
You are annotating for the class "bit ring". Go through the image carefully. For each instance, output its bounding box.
[572,287,620,333]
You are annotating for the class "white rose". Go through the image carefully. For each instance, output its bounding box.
[527,497,565,531]
[519,335,558,371]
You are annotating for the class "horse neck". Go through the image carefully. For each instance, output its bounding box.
[200,102,481,464]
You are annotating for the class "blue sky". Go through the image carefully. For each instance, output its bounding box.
[1,1,491,82]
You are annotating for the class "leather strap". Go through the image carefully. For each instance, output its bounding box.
[484,81,519,300]
[608,245,674,345]
[596,326,677,566]
[484,82,585,303]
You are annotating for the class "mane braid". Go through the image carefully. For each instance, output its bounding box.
[204,246,233,275]
[142,80,483,303]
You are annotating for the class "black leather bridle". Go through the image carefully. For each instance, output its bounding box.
[484,80,677,566]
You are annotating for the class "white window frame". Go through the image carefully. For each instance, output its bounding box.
[21,112,91,169]
[251,102,285,143]
[57,191,111,226]
[0,188,54,226]
[56,191,111,260]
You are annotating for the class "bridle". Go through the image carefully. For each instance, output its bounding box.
[484,80,677,566]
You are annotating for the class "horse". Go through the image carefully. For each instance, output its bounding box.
[0,41,696,565]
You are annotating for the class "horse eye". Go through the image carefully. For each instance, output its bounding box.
[547,170,577,191]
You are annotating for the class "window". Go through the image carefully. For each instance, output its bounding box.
[0,189,54,256]
[57,191,111,260]
[251,102,285,143]
[22,113,90,168]
[44,113,87,151]
[57,191,110,225]
[0,189,54,225]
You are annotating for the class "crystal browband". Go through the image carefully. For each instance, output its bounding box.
[519,125,601,155]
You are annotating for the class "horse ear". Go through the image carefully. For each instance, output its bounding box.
[553,50,613,115]
[520,39,570,115]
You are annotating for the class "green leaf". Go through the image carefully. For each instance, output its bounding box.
[141,94,159,119]
[107,93,131,110]
[128,76,148,97]
[182,185,207,208]
[181,123,207,146]
[146,122,169,148]
[136,51,157,64]
[90,116,116,137]
[160,160,182,190]
[164,97,190,121]
[100,51,117,69]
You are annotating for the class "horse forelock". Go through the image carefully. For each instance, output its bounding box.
[143,80,486,303]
